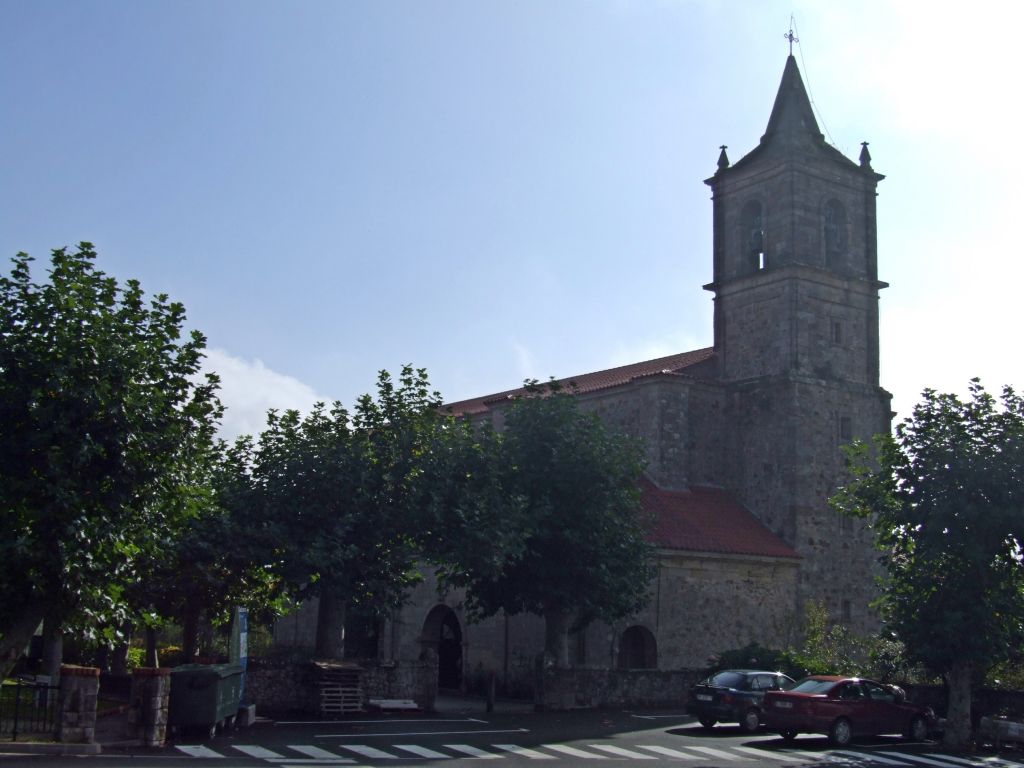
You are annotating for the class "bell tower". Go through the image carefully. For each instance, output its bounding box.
[704,55,892,630]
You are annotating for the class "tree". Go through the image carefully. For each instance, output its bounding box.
[241,367,441,659]
[457,382,655,665]
[0,244,221,680]
[833,380,1024,748]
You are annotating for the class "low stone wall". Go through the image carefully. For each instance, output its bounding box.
[57,664,100,743]
[130,668,171,747]
[245,658,439,715]
[245,658,319,716]
[535,666,704,710]
[361,660,438,712]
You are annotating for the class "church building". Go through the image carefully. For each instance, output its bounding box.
[278,54,891,694]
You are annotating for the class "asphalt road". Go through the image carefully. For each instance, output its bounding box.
[0,708,1011,768]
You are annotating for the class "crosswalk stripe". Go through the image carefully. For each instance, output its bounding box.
[494,744,557,759]
[589,745,658,759]
[686,745,753,761]
[234,745,288,759]
[785,750,851,762]
[637,745,707,759]
[544,744,610,759]
[394,744,451,758]
[445,744,503,759]
[176,745,226,758]
[877,753,976,767]
[733,746,811,762]
[338,745,401,760]
[832,750,914,765]
[287,745,356,763]
[920,755,1024,768]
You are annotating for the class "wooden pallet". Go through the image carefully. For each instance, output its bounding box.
[314,661,365,716]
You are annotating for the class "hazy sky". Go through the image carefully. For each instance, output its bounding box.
[3,1,1021,440]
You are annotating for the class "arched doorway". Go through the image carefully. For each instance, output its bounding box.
[617,625,657,670]
[421,605,463,690]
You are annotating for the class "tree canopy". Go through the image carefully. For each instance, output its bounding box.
[455,382,654,665]
[236,367,444,659]
[833,380,1024,748]
[0,244,222,679]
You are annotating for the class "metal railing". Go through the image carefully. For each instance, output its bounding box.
[0,677,58,741]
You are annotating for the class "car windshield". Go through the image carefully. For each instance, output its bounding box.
[708,671,747,689]
[788,678,838,694]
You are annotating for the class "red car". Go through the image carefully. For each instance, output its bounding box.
[762,675,933,746]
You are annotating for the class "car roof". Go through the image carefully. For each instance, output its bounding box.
[718,669,791,676]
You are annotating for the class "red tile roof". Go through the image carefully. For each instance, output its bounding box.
[643,478,799,559]
[445,347,716,416]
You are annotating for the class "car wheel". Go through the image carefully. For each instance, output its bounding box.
[780,730,798,743]
[741,708,761,733]
[906,715,928,742]
[699,717,717,729]
[828,718,853,747]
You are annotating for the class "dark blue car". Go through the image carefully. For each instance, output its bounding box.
[686,669,795,732]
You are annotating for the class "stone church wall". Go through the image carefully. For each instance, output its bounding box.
[639,552,800,669]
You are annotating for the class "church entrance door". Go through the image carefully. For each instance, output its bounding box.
[421,605,463,690]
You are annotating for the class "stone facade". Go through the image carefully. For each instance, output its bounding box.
[271,54,891,705]
[56,664,99,743]
[128,667,171,747]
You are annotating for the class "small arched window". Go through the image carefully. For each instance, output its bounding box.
[617,625,657,670]
[740,200,765,273]
[823,199,847,264]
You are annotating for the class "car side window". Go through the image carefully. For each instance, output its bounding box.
[749,675,767,691]
[838,683,864,700]
[865,682,895,702]
[757,675,777,691]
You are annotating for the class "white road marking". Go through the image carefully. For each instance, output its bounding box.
[686,745,753,761]
[877,753,979,768]
[589,744,658,759]
[832,751,914,765]
[493,744,557,759]
[287,745,357,762]
[233,745,287,759]
[734,746,812,761]
[318,728,527,738]
[637,745,708,759]
[175,745,226,758]
[393,744,451,758]
[445,744,503,759]
[337,745,401,760]
[543,744,609,759]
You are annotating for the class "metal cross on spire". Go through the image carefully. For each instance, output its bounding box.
[784,20,799,55]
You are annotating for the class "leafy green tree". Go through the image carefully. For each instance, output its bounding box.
[833,380,1024,748]
[418,415,528,594]
[0,244,221,680]
[458,382,655,665]
[241,367,441,659]
[127,440,284,664]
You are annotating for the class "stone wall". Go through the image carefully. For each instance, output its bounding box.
[245,658,319,716]
[535,666,704,710]
[57,664,99,743]
[129,667,171,747]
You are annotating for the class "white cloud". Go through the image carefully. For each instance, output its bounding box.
[202,348,330,441]
[511,339,539,382]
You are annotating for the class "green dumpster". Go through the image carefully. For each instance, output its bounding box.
[168,664,243,736]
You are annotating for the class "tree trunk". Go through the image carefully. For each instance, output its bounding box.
[111,623,132,675]
[943,661,974,749]
[0,605,46,681]
[543,606,571,668]
[181,603,200,662]
[315,588,347,660]
[41,615,63,682]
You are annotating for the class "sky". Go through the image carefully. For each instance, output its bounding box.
[2,0,1022,441]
